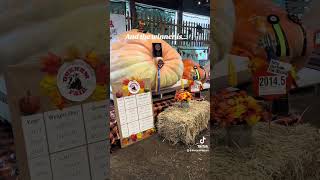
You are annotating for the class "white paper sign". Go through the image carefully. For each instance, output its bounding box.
[138,105,153,119]
[28,156,52,180]
[124,96,137,109]
[21,114,48,159]
[259,75,286,95]
[44,106,86,153]
[267,59,292,76]
[139,116,154,132]
[191,80,202,92]
[88,141,109,180]
[136,93,151,106]
[128,121,141,135]
[50,146,91,180]
[82,100,108,143]
[110,14,126,40]
[121,124,129,138]
[115,92,154,140]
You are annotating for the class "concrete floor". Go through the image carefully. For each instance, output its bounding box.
[110,88,320,180]
[110,131,210,180]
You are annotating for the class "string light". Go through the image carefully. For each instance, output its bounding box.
[198,1,201,5]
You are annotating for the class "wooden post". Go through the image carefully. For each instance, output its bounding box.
[129,0,137,28]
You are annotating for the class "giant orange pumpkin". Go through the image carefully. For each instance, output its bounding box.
[182,59,208,82]
[231,0,314,71]
[110,29,183,89]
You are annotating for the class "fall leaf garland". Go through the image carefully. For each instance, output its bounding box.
[40,48,107,109]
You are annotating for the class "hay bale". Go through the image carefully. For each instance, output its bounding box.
[212,123,320,180]
[157,100,210,144]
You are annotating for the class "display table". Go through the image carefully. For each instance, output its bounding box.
[212,55,251,91]
[212,123,320,180]
[157,100,210,144]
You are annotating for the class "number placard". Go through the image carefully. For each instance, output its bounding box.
[258,75,286,96]
[267,59,292,76]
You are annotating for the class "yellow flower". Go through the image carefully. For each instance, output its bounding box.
[91,85,107,101]
[246,114,261,126]
[232,104,247,118]
[85,50,100,68]
[137,133,143,139]
[40,75,57,94]
[139,88,145,94]
[122,85,129,96]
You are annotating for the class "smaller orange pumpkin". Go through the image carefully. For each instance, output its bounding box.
[182,59,208,82]
[19,90,40,115]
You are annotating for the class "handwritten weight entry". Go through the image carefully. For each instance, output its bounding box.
[21,100,108,180]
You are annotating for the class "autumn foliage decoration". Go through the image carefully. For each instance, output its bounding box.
[40,47,107,109]
[212,90,266,127]
[175,90,192,102]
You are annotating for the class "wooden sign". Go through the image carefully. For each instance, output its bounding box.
[5,51,108,180]
[111,78,156,148]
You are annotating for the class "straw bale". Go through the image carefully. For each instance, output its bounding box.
[157,100,210,145]
[212,123,320,180]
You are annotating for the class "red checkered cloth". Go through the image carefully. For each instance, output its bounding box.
[109,104,120,145]
[153,99,176,118]
[109,98,176,145]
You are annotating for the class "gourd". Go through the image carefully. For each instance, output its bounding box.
[182,59,208,82]
[110,29,184,89]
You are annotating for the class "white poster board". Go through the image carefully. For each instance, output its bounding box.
[5,57,109,180]
[111,79,156,148]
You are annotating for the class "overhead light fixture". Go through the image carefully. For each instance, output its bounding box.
[198,1,201,5]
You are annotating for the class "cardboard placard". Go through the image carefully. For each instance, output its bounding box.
[5,58,108,180]
[111,78,156,148]
[258,75,286,96]
[190,80,202,93]
[267,59,292,76]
